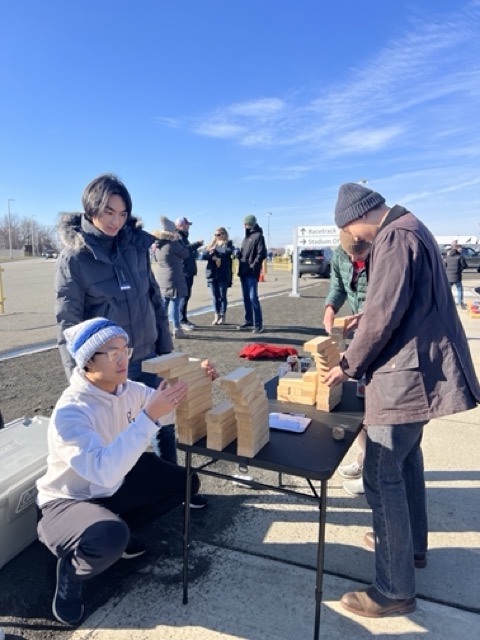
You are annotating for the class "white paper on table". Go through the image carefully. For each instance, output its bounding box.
[269,412,312,433]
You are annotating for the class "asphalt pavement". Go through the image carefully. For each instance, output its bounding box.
[0,259,479,640]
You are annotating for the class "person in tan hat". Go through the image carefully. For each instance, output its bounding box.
[324,229,370,496]
[325,182,480,619]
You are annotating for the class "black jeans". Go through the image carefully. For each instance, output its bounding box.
[180,274,195,323]
[38,453,199,580]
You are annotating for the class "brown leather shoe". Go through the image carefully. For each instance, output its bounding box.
[341,585,416,618]
[363,531,427,568]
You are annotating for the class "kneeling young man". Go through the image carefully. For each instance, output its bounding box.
[36,317,199,625]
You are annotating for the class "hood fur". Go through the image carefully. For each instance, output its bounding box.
[57,212,143,250]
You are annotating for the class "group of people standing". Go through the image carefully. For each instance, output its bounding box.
[37,173,479,628]
[152,212,267,335]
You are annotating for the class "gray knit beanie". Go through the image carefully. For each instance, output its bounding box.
[64,318,129,369]
[159,216,177,233]
[334,183,386,228]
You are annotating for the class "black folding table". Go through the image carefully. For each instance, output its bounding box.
[178,379,364,640]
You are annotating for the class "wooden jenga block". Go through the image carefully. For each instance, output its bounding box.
[302,370,318,384]
[277,393,316,406]
[220,368,258,392]
[316,342,340,358]
[141,352,189,374]
[207,423,237,451]
[206,399,235,423]
[303,336,333,354]
[277,371,304,385]
[229,379,265,405]
[176,415,207,445]
[165,361,207,384]
[234,394,268,417]
[176,394,213,419]
[316,382,342,397]
[237,423,270,458]
[332,316,347,327]
[206,404,237,450]
[316,396,342,412]
[182,380,213,403]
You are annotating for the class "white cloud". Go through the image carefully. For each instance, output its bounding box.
[184,2,480,173]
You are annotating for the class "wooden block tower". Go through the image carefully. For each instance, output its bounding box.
[206,399,237,451]
[329,316,349,351]
[304,336,343,411]
[276,336,343,412]
[220,367,269,457]
[142,353,213,445]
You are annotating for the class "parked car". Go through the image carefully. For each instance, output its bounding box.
[298,248,332,278]
[440,244,480,271]
[43,249,58,259]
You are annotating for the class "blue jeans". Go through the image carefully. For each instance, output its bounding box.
[209,279,229,315]
[128,357,177,465]
[240,276,263,328]
[163,296,185,329]
[450,281,463,305]
[364,422,428,600]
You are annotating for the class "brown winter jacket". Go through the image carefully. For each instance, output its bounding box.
[340,206,480,425]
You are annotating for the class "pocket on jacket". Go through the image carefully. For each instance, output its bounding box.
[374,347,419,373]
[373,369,426,411]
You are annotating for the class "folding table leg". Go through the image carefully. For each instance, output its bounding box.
[182,451,193,605]
[314,479,328,639]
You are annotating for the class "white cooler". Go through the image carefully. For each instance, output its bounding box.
[0,416,49,569]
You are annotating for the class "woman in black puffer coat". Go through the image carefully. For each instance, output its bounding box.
[203,227,234,325]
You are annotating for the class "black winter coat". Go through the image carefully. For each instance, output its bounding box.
[177,230,203,278]
[237,225,267,279]
[203,241,234,284]
[55,214,172,379]
[444,250,467,283]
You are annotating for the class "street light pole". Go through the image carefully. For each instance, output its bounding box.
[7,199,15,260]
[30,217,36,256]
[266,211,272,250]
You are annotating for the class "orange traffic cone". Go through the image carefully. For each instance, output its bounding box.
[259,269,265,282]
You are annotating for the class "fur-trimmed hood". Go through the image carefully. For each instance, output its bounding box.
[57,212,150,252]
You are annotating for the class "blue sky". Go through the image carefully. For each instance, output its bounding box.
[1,0,479,248]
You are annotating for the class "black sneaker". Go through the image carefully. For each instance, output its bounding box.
[252,326,264,334]
[121,538,147,559]
[237,322,254,330]
[52,556,84,626]
[189,493,208,509]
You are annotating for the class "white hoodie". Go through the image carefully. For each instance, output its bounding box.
[36,368,174,507]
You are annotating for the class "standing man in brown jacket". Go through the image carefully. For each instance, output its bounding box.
[325,182,480,619]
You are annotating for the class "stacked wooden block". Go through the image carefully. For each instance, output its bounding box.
[220,367,269,457]
[329,316,349,351]
[205,399,237,451]
[304,336,343,411]
[277,336,343,412]
[142,353,212,445]
[277,370,317,405]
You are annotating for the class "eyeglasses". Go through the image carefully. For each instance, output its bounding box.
[94,347,133,362]
[214,232,224,237]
